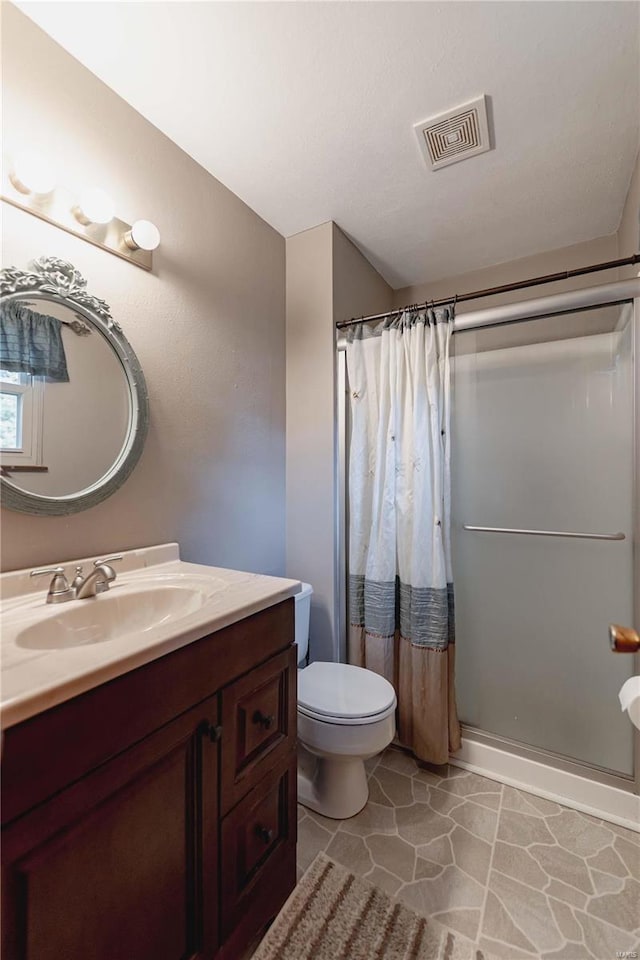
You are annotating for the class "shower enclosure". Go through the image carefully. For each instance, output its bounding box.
[451,300,636,784]
[337,279,639,811]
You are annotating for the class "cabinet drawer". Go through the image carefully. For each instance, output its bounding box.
[220,646,296,814]
[219,753,297,943]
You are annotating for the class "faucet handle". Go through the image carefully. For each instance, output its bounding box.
[92,555,122,592]
[30,567,73,604]
[93,555,123,568]
[30,565,65,578]
[29,567,68,592]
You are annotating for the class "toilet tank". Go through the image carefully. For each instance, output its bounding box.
[294,582,313,665]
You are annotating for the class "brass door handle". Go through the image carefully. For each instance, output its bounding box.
[609,624,640,653]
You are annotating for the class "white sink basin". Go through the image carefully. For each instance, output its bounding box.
[15,582,219,650]
[0,544,301,730]
[4,567,234,653]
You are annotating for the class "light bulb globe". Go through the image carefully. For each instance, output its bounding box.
[77,187,114,225]
[11,151,57,195]
[126,220,161,252]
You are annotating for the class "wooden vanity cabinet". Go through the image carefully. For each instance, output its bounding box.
[1,599,297,960]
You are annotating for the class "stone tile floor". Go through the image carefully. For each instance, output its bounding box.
[297,746,640,959]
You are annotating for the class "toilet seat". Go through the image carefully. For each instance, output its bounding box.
[298,662,396,726]
[298,701,397,726]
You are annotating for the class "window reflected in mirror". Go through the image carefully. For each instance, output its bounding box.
[0,369,44,466]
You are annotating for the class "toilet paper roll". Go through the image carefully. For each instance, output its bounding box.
[619,676,640,731]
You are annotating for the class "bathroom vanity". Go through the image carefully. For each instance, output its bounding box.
[1,545,300,960]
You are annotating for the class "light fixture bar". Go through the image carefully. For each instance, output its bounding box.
[1,193,154,271]
[2,155,158,271]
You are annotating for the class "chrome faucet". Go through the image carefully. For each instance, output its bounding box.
[30,567,75,604]
[75,556,123,599]
[30,555,123,603]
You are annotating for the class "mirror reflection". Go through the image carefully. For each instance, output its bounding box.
[1,297,131,498]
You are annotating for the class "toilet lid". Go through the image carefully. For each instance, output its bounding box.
[298,662,396,720]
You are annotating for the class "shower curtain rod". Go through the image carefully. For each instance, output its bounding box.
[335,253,640,329]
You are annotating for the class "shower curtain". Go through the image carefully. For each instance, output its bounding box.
[346,306,461,765]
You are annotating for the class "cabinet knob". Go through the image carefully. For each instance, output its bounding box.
[256,825,274,845]
[199,720,223,742]
[252,710,274,730]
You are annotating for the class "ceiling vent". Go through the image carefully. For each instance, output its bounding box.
[413,95,491,171]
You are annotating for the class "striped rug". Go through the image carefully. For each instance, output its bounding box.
[252,854,493,960]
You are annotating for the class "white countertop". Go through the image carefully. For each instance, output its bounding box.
[1,543,301,729]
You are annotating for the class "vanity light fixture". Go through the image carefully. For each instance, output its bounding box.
[72,187,115,226]
[123,219,161,252]
[9,150,57,196]
[2,151,157,270]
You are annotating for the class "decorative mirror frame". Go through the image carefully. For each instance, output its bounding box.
[0,257,149,515]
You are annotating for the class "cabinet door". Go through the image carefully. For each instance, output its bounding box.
[1,696,220,960]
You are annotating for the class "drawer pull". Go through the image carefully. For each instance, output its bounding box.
[252,710,274,730]
[200,720,223,743]
[256,825,274,845]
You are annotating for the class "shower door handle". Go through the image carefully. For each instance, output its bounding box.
[609,624,640,653]
[464,525,626,541]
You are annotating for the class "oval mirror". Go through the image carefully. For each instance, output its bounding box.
[0,257,148,515]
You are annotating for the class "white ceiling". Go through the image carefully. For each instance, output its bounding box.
[15,1,640,289]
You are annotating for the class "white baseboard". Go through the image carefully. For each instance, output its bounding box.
[451,736,640,832]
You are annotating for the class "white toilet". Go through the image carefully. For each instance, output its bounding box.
[295,583,396,819]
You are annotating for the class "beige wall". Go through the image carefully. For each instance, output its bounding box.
[333,227,394,327]
[286,223,392,662]
[618,150,640,278]
[1,6,286,575]
[392,235,621,315]
[285,223,334,661]
[393,152,640,310]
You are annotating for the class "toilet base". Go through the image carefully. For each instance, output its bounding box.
[297,744,369,820]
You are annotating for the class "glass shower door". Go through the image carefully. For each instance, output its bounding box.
[451,301,636,776]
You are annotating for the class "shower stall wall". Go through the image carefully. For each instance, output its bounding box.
[337,279,640,827]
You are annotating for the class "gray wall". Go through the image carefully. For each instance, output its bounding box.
[392,235,621,314]
[285,223,392,662]
[393,155,640,308]
[618,150,640,278]
[332,227,394,327]
[1,6,286,575]
[285,223,335,661]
